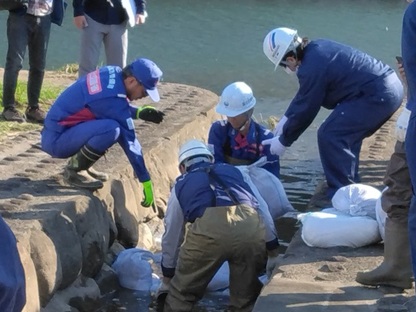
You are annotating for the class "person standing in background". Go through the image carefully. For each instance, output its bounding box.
[1,0,66,123]
[73,0,147,78]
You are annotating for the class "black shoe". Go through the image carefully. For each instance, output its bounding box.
[2,108,25,122]
[25,107,46,124]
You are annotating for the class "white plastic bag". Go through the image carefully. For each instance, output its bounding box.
[298,209,381,248]
[331,184,381,220]
[112,248,155,291]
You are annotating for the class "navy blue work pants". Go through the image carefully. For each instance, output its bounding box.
[41,119,120,158]
[318,76,403,198]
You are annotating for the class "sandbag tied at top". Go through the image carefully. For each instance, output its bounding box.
[331,183,381,220]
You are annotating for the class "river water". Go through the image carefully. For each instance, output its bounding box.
[0,1,409,311]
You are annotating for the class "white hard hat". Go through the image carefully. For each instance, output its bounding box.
[178,139,213,166]
[215,82,256,117]
[263,27,301,70]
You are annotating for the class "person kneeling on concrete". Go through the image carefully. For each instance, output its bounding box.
[41,58,165,206]
[0,215,26,311]
[158,139,280,312]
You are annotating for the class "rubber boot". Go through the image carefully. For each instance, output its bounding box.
[355,217,413,289]
[64,145,105,190]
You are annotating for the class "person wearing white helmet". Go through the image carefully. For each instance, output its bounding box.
[157,139,280,311]
[262,27,404,203]
[208,81,280,178]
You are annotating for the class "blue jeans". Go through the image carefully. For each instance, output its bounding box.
[2,12,51,110]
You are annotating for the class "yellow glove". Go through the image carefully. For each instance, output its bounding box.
[141,180,154,207]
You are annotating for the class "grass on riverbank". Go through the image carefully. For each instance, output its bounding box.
[0,64,78,140]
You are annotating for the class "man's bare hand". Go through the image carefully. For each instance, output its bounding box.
[74,16,88,29]
[135,13,146,25]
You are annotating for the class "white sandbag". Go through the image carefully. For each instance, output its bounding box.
[375,187,388,240]
[112,248,154,291]
[298,209,381,248]
[331,184,381,220]
[207,262,229,292]
[240,157,295,220]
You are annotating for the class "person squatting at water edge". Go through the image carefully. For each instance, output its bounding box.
[156,139,280,312]
[0,215,26,312]
[355,55,413,288]
[262,27,404,203]
[40,58,165,207]
[401,0,416,291]
[208,81,280,178]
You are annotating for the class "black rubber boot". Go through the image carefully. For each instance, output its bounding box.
[355,217,413,289]
[64,145,106,190]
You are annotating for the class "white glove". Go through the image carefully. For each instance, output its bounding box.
[273,115,288,136]
[395,107,411,142]
[266,255,280,278]
[262,137,287,156]
[156,280,170,300]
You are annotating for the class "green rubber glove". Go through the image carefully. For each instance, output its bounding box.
[141,180,154,207]
[136,105,165,124]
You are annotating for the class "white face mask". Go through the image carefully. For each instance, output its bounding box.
[283,66,297,76]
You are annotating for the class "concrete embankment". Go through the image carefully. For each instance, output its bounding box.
[0,81,219,311]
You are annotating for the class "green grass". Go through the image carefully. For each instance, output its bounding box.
[0,80,66,140]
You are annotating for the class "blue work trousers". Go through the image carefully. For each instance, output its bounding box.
[318,76,403,198]
[41,119,120,158]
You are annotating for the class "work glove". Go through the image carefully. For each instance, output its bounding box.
[137,105,165,124]
[156,278,171,301]
[273,115,288,136]
[266,249,280,278]
[262,137,287,156]
[395,107,411,143]
[141,180,154,207]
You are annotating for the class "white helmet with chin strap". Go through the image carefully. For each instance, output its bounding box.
[215,82,256,117]
[263,27,302,70]
[178,139,214,168]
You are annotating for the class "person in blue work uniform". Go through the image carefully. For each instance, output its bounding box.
[157,139,280,312]
[41,58,165,207]
[73,0,147,77]
[262,27,404,202]
[208,81,280,178]
[401,0,416,290]
[0,215,26,312]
